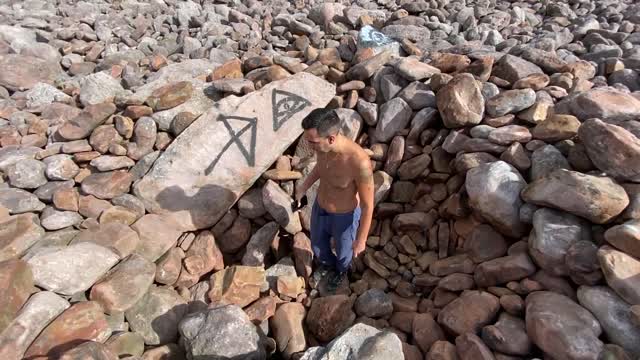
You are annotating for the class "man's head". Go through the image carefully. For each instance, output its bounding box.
[302,108,341,153]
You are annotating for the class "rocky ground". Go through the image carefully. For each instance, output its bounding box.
[1,0,640,359]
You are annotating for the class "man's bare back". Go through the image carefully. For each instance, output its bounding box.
[316,138,371,213]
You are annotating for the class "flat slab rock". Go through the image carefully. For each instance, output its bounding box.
[134,72,335,231]
[26,242,120,296]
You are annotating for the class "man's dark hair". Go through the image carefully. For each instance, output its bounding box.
[301,108,341,137]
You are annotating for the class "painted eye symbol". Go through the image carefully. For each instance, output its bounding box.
[272,89,311,131]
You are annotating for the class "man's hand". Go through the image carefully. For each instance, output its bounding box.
[353,238,366,258]
[294,186,306,202]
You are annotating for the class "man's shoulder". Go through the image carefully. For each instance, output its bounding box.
[344,139,369,162]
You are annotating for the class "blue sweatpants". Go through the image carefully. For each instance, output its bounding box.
[310,198,362,273]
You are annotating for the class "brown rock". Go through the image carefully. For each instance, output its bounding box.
[492,54,543,85]
[131,214,182,262]
[578,118,640,182]
[140,343,184,360]
[52,187,79,212]
[430,53,471,73]
[464,224,508,263]
[99,206,138,225]
[72,222,139,258]
[403,342,423,360]
[439,273,475,292]
[90,125,123,154]
[176,230,224,287]
[437,290,500,336]
[598,245,640,305]
[413,313,445,353]
[0,259,34,334]
[430,255,475,277]
[24,301,111,359]
[57,102,117,141]
[146,81,193,111]
[474,253,537,288]
[390,311,416,333]
[208,266,265,308]
[0,213,45,262]
[244,296,277,323]
[155,248,184,285]
[604,219,640,259]
[78,195,111,219]
[500,294,525,316]
[104,332,144,358]
[218,215,252,254]
[521,169,629,224]
[123,105,153,119]
[463,56,494,82]
[306,295,356,342]
[481,313,531,356]
[555,87,640,122]
[513,74,550,90]
[58,341,117,360]
[427,340,458,360]
[0,54,63,91]
[346,50,393,81]
[211,59,243,80]
[263,169,303,181]
[393,212,437,233]
[487,125,531,145]
[90,254,155,314]
[277,275,305,298]
[455,333,495,360]
[73,151,100,162]
[81,171,133,200]
[293,232,313,280]
[531,114,580,142]
[525,291,603,359]
[436,73,485,128]
[272,302,306,359]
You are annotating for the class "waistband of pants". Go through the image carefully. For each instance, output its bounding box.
[314,197,361,216]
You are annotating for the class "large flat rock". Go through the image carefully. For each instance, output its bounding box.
[133,72,334,231]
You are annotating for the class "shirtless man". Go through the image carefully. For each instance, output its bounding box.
[295,108,374,292]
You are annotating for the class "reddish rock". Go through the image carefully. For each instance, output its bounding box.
[72,222,139,258]
[57,341,117,360]
[413,313,445,353]
[455,333,495,360]
[90,254,155,314]
[176,230,224,287]
[427,340,458,360]
[81,171,133,200]
[131,214,182,262]
[306,295,356,342]
[208,266,265,308]
[438,291,500,336]
[123,105,153,120]
[526,291,603,359]
[155,248,184,286]
[293,232,313,280]
[0,259,34,333]
[474,253,537,288]
[146,81,193,111]
[244,296,277,323]
[24,301,111,359]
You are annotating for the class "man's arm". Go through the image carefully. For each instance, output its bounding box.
[353,158,375,257]
[295,162,321,201]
